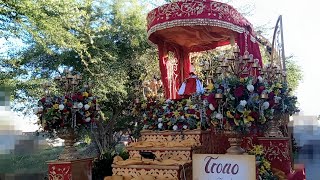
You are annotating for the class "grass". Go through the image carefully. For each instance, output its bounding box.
[0,147,63,174]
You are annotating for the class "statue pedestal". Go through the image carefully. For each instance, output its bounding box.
[47,158,93,180]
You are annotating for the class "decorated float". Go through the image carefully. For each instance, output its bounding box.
[103,1,307,180]
[104,0,305,180]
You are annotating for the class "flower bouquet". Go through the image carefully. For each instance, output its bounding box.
[262,78,299,137]
[34,75,99,160]
[35,91,99,134]
[205,76,273,135]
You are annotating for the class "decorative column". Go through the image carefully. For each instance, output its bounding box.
[258,137,292,175]
[47,158,93,180]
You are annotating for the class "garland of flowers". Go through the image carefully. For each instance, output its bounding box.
[248,145,278,180]
[132,95,210,131]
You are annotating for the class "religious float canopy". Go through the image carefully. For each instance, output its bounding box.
[147,0,262,99]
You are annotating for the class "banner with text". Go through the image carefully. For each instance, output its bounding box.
[193,154,256,180]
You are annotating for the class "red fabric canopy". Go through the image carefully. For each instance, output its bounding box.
[147,0,262,99]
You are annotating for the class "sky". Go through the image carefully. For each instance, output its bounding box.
[240,0,320,116]
[1,0,320,132]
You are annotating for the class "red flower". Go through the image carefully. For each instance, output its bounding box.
[72,95,77,101]
[188,109,196,114]
[67,102,73,107]
[234,85,245,97]
[223,118,227,125]
[235,114,241,119]
[258,86,265,94]
[207,94,218,108]
[268,92,275,99]
[40,98,46,103]
[179,111,184,116]
[269,99,275,108]
[196,112,200,118]
[166,112,173,118]
[206,109,212,116]
[250,111,259,120]
[78,95,84,101]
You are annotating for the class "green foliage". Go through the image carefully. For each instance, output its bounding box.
[0,147,62,174]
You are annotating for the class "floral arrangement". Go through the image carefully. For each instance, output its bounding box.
[248,145,278,180]
[205,76,274,134]
[34,91,99,133]
[266,79,299,117]
[132,95,209,131]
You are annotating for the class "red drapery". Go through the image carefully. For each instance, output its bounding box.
[148,1,263,99]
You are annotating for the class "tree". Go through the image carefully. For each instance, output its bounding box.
[0,0,159,155]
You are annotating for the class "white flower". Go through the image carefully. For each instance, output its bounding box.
[85,117,91,122]
[143,113,147,117]
[258,76,263,82]
[58,104,65,111]
[158,118,163,122]
[274,96,282,103]
[158,123,163,129]
[173,125,178,131]
[246,84,254,92]
[209,104,215,110]
[262,102,270,109]
[181,116,185,120]
[38,106,43,112]
[184,107,189,111]
[215,113,223,120]
[78,102,84,109]
[84,104,90,110]
[33,107,39,114]
[143,125,149,129]
[240,100,247,107]
[183,125,188,129]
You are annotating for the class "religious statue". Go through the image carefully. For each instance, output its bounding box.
[178,64,204,97]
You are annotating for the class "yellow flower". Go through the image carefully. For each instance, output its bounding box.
[159,98,165,104]
[88,102,92,106]
[243,109,251,117]
[250,145,264,155]
[186,99,192,105]
[173,111,180,117]
[226,111,234,118]
[276,83,282,88]
[167,121,172,126]
[240,78,245,83]
[141,102,147,109]
[244,116,254,124]
[185,114,191,118]
[259,166,267,175]
[64,99,67,104]
[83,92,89,97]
[85,111,91,117]
[53,104,59,109]
[274,89,280,95]
[207,83,214,91]
[263,160,271,169]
